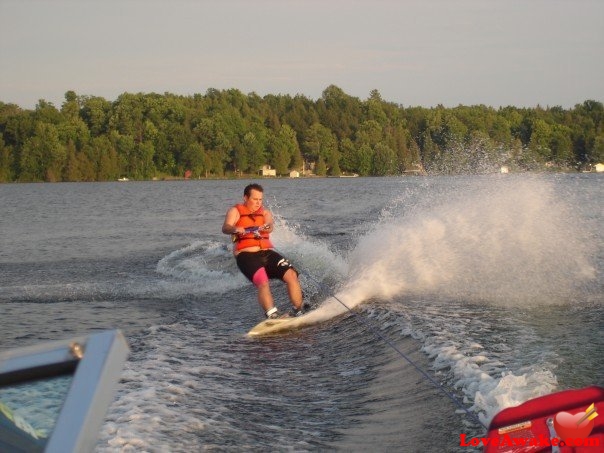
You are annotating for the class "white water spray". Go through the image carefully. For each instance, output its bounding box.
[343,175,595,306]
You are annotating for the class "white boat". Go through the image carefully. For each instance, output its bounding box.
[0,330,129,452]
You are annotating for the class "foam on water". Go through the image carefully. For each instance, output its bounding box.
[155,240,247,294]
[98,323,216,451]
[399,302,560,425]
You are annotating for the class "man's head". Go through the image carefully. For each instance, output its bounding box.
[243,183,264,212]
[244,183,264,198]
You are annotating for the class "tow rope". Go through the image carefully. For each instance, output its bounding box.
[272,243,488,430]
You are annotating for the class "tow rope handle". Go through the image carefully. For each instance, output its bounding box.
[231,225,269,242]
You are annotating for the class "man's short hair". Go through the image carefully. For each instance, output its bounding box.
[244,183,264,197]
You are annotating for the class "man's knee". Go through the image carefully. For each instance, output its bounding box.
[282,268,299,282]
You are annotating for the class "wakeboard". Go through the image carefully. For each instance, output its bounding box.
[247,310,314,337]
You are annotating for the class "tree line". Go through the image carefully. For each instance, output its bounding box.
[0,85,602,182]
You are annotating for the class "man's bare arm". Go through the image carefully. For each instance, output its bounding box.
[222,207,243,234]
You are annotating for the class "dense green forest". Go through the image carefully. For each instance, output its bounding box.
[0,85,603,182]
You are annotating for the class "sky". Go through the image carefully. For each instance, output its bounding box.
[1,0,603,110]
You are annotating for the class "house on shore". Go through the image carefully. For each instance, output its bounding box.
[259,165,276,177]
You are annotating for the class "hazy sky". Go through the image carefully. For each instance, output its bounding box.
[1,0,603,110]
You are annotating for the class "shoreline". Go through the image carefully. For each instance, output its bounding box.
[3,168,601,184]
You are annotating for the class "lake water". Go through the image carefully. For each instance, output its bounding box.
[1,174,602,452]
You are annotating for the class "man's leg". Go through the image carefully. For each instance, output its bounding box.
[252,265,276,315]
[256,282,275,312]
[282,268,303,310]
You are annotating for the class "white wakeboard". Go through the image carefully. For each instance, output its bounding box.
[247,312,313,337]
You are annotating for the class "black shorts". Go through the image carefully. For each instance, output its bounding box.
[236,250,297,283]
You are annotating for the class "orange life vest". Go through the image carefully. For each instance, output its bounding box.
[233,204,274,251]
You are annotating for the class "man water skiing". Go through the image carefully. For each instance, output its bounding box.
[222,183,306,319]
